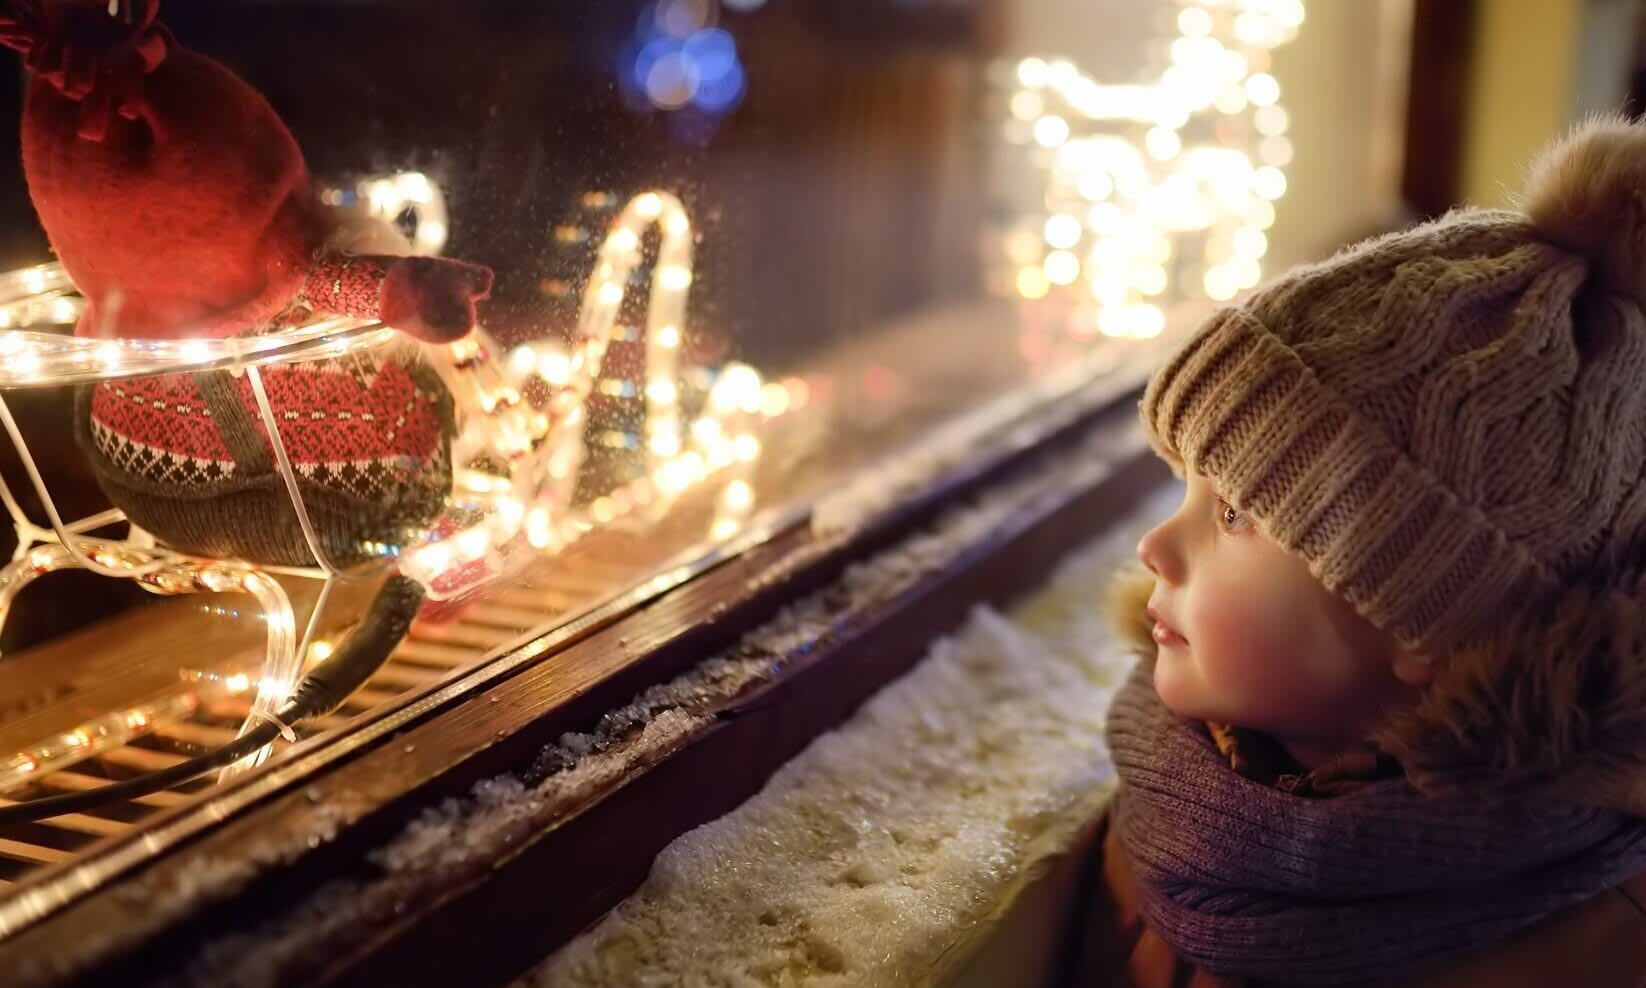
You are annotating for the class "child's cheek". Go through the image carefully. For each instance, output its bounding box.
[1184,577,1305,718]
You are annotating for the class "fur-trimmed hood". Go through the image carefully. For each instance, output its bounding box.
[1106,563,1646,814]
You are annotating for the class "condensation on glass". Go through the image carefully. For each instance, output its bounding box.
[0,0,1409,895]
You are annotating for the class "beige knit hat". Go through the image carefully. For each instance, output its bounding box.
[1139,114,1646,807]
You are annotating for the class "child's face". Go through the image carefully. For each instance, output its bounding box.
[1136,471,1424,763]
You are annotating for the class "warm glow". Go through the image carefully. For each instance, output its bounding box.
[1044,214,1083,249]
[1044,251,1081,286]
[1016,266,1051,300]
[1033,115,1071,148]
[722,479,754,513]
[634,192,664,220]
[998,6,1298,321]
[0,186,804,791]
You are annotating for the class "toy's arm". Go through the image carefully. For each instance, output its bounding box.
[302,253,493,343]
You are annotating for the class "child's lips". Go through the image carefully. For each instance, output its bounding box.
[1146,604,1188,647]
[1151,622,1187,647]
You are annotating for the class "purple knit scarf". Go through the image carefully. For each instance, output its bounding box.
[1106,660,1646,985]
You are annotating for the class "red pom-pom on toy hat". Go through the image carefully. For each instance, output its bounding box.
[0,1,495,568]
[2,0,329,339]
[1,0,492,342]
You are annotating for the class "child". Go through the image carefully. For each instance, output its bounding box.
[1082,114,1646,988]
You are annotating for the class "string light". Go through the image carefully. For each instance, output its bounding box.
[330,170,450,255]
[0,186,813,787]
[398,192,804,591]
[997,0,1302,334]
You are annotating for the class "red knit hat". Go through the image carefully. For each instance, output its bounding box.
[0,0,491,341]
[2,0,493,567]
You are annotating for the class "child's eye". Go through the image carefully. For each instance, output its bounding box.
[1216,497,1253,534]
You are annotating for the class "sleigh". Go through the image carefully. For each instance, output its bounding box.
[0,179,781,803]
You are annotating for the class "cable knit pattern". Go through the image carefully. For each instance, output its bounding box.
[1138,115,1646,810]
[1142,137,1646,657]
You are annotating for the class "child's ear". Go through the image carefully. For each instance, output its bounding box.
[1391,649,1435,688]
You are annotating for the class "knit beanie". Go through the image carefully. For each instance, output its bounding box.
[1140,114,1646,809]
[1,0,490,567]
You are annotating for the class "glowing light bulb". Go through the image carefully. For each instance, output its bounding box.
[458,526,490,558]
[1204,266,1239,301]
[1146,126,1183,161]
[1235,11,1270,45]
[537,349,572,386]
[1016,266,1051,300]
[1253,166,1287,200]
[1044,250,1081,286]
[1077,171,1114,201]
[1090,271,1128,306]
[711,364,763,414]
[1135,265,1168,296]
[1033,115,1070,149]
[722,479,754,513]
[526,508,552,549]
[1178,6,1212,36]
[1245,73,1280,107]
[508,346,537,378]
[650,431,683,457]
[634,193,664,220]
[497,496,526,530]
[647,379,679,404]
[1213,85,1248,115]
[759,382,791,418]
[1233,227,1269,259]
[419,543,453,575]
[608,228,641,254]
[1010,91,1044,121]
[1017,57,1050,88]
[8,349,41,377]
[395,172,433,204]
[1259,135,1293,167]
[691,417,723,447]
[1044,214,1083,249]
[1255,105,1289,136]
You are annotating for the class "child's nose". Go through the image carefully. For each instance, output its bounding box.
[1136,521,1185,586]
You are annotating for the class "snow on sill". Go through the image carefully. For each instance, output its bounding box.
[145,416,1174,988]
[524,483,1177,987]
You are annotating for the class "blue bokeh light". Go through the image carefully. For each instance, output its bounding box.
[620,11,747,120]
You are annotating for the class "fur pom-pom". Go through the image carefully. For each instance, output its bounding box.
[1521,113,1646,305]
[1372,565,1646,814]
[1106,564,1158,659]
